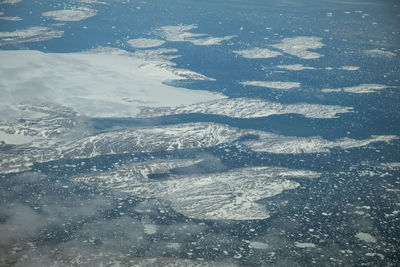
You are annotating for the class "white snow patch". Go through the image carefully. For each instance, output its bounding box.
[322,84,393,94]
[240,81,301,90]
[295,242,316,248]
[364,49,396,58]
[137,97,353,119]
[127,38,166,49]
[0,49,225,119]
[355,232,377,243]
[0,26,63,46]
[157,24,236,46]
[42,7,97,21]
[233,47,282,59]
[271,36,324,59]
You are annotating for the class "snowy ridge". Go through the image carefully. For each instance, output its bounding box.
[137,98,353,119]
[73,161,320,220]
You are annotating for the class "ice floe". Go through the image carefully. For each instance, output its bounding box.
[249,241,269,249]
[42,7,97,21]
[0,27,63,46]
[294,242,316,248]
[233,47,282,59]
[132,48,181,61]
[243,132,398,154]
[157,24,236,46]
[364,49,396,58]
[137,97,353,119]
[322,84,393,94]
[355,232,377,243]
[0,132,37,145]
[127,38,166,49]
[72,160,320,220]
[276,64,315,71]
[339,66,360,71]
[379,162,400,170]
[0,16,22,21]
[271,36,324,59]
[240,81,301,90]
[0,0,22,4]
[60,123,246,158]
[77,0,106,4]
[0,122,246,173]
[0,49,225,119]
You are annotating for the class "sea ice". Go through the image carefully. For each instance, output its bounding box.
[73,161,320,220]
[240,81,301,90]
[0,27,63,46]
[0,49,225,119]
[243,132,398,154]
[271,36,324,59]
[42,7,97,21]
[127,38,166,49]
[322,84,393,94]
[233,47,282,58]
[157,25,236,46]
[137,97,353,119]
